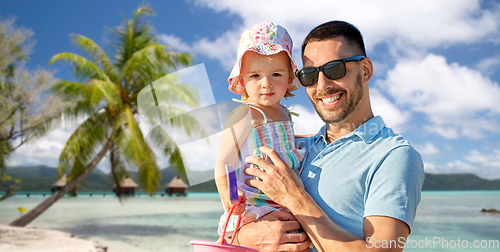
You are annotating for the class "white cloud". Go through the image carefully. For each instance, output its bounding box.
[159,31,240,69]
[288,104,325,136]
[174,0,500,70]
[369,88,411,133]
[476,55,500,76]
[7,117,83,168]
[424,125,459,140]
[464,149,500,169]
[414,142,441,156]
[158,34,192,52]
[160,1,500,143]
[424,149,500,179]
[8,115,113,173]
[191,32,242,69]
[377,53,500,139]
[423,162,438,173]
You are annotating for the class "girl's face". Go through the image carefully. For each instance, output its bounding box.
[240,51,291,108]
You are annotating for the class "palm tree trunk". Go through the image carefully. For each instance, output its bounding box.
[110,140,123,198]
[9,136,114,227]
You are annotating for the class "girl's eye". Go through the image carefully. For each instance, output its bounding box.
[250,74,260,78]
[272,73,282,77]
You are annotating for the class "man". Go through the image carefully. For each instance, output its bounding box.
[233,21,425,252]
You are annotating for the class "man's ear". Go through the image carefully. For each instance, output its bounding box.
[361,57,374,85]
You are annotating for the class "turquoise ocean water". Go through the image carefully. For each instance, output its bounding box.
[0,191,499,252]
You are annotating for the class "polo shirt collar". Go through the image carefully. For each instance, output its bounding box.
[313,116,386,144]
[351,116,386,143]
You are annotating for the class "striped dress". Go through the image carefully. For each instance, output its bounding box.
[219,104,306,236]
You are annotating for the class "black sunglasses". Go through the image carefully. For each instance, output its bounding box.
[295,56,365,87]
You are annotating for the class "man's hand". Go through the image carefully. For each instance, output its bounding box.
[245,146,305,208]
[234,210,311,252]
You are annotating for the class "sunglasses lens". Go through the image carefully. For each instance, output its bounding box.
[297,68,319,86]
[323,61,345,80]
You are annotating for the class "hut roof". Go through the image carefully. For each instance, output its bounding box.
[166,176,189,188]
[52,174,67,187]
[117,177,138,188]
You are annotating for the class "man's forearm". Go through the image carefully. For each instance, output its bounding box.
[287,189,373,251]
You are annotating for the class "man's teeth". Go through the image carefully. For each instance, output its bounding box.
[321,95,340,104]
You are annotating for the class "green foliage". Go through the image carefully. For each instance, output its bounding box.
[49,3,204,194]
[423,173,500,190]
[1,19,66,201]
[0,166,218,193]
[1,166,112,192]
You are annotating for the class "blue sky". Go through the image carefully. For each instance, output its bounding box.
[2,0,500,179]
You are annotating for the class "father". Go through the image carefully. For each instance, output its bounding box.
[233,21,425,252]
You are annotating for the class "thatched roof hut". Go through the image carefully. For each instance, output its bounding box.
[113,177,139,196]
[51,174,68,193]
[165,176,189,196]
[117,177,139,188]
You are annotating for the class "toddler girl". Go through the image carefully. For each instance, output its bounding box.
[214,22,305,238]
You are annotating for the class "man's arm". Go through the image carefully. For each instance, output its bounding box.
[245,146,411,251]
[233,210,311,252]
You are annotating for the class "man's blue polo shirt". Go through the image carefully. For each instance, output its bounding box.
[296,116,425,239]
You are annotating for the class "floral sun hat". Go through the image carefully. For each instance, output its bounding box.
[228,22,302,95]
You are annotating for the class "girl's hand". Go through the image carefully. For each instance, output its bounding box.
[224,190,246,215]
[231,192,247,215]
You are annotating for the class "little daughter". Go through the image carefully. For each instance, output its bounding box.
[214,22,305,238]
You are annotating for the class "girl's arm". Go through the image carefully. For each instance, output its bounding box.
[214,105,253,213]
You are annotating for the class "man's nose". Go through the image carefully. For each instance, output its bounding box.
[316,71,333,92]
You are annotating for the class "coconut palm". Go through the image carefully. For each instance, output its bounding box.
[10,4,206,227]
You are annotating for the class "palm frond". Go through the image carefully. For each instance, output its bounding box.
[50,80,96,119]
[122,45,192,90]
[132,4,155,21]
[144,126,187,182]
[58,111,110,174]
[153,81,199,109]
[110,140,128,180]
[164,144,188,182]
[50,78,121,117]
[115,105,149,163]
[48,53,111,82]
[87,79,122,110]
[50,80,87,101]
[137,155,161,193]
[115,105,160,192]
[157,104,209,140]
[111,5,155,71]
[71,34,118,83]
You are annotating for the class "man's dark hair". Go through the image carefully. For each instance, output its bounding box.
[301,21,366,57]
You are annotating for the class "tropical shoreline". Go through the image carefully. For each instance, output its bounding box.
[0,191,499,251]
[0,224,107,252]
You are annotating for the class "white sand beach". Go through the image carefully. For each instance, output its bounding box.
[0,224,107,252]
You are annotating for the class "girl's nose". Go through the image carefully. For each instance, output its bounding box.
[261,78,272,89]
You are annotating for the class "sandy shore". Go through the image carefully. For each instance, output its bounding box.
[0,224,107,252]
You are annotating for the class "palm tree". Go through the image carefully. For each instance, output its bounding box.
[9,4,206,227]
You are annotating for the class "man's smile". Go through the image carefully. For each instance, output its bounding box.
[318,93,343,107]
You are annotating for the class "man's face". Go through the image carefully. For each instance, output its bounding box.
[302,37,364,125]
